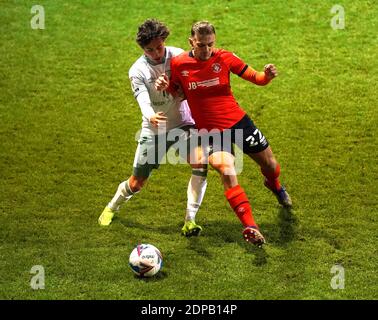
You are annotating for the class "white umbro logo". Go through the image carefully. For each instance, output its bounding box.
[181,70,189,77]
[237,207,245,214]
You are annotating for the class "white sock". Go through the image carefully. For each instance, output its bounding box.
[107,180,136,211]
[186,170,208,222]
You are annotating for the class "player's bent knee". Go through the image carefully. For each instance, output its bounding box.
[128,176,147,193]
[212,163,236,176]
[190,163,207,170]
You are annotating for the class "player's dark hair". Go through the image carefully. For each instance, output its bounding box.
[136,19,170,48]
[191,21,216,37]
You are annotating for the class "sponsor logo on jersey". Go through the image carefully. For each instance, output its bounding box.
[152,101,167,106]
[197,77,220,87]
[181,70,189,77]
[212,63,222,73]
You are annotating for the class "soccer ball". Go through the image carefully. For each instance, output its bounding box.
[129,243,163,277]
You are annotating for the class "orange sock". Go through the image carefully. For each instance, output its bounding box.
[225,185,257,228]
[262,163,281,191]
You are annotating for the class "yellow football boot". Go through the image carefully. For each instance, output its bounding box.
[98,206,116,226]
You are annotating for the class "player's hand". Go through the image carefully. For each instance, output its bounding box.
[149,111,168,128]
[155,74,170,91]
[264,64,278,80]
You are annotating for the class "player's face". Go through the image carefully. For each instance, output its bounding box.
[143,38,166,63]
[190,33,216,61]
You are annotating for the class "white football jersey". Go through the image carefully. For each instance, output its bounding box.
[129,46,194,134]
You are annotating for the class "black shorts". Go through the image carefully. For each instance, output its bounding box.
[198,115,269,156]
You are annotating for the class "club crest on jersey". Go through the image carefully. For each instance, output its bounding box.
[212,63,222,73]
[181,70,189,77]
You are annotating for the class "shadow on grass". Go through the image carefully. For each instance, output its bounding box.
[188,220,267,266]
[117,208,297,266]
[261,207,298,247]
[184,235,212,258]
[134,269,169,282]
[239,206,298,266]
[117,217,179,235]
[249,246,268,266]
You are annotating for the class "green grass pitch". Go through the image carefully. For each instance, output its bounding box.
[0,0,377,299]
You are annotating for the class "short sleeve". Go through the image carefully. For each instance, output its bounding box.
[222,51,248,76]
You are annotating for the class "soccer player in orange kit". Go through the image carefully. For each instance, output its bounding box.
[156,21,292,246]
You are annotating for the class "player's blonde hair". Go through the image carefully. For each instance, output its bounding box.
[190,21,216,37]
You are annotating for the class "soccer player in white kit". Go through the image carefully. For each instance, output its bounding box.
[98,19,208,236]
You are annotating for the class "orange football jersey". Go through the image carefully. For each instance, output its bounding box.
[170,49,248,131]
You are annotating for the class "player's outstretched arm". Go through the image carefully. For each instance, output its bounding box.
[240,64,278,86]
